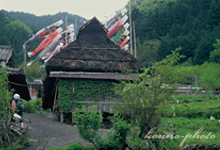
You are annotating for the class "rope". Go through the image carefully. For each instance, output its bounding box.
[8,81,28,87]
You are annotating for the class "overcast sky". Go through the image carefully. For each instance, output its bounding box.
[0,0,129,22]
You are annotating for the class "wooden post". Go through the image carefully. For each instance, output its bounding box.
[53,83,58,113]
[60,112,63,123]
[129,0,133,55]
[72,82,75,124]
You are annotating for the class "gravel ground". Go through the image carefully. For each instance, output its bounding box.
[23,113,103,150]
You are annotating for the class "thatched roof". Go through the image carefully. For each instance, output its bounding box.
[42,17,143,109]
[46,17,143,73]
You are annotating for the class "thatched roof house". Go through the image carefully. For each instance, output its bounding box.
[0,45,30,100]
[42,17,143,110]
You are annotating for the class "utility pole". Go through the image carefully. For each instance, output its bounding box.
[133,21,137,58]
[75,16,77,40]
[24,47,26,76]
[65,14,68,45]
[129,0,133,55]
[104,16,108,27]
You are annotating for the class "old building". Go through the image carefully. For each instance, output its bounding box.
[0,45,30,100]
[42,17,143,122]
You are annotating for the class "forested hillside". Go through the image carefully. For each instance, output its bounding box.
[3,11,87,33]
[0,11,33,66]
[0,10,87,67]
[129,0,220,65]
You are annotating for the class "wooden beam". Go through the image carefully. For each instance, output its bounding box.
[53,83,58,113]
[50,72,138,81]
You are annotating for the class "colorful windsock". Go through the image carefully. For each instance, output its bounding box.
[27,33,62,67]
[122,44,129,51]
[120,36,130,48]
[106,8,127,30]
[107,15,128,38]
[123,23,130,30]
[115,30,130,46]
[23,20,63,48]
[27,27,63,57]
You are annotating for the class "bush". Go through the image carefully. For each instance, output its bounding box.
[23,102,37,113]
[23,98,43,113]
[73,106,131,150]
[96,114,131,150]
[66,142,84,150]
[32,98,42,108]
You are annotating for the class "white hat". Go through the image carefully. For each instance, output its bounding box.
[13,94,20,99]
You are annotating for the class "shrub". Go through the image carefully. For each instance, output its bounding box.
[96,114,131,150]
[73,106,131,150]
[73,105,102,146]
[66,142,84,150]
[23,102,37,113]
[32,98,42,108]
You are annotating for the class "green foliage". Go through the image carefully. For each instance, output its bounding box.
[209,39,220,63]
[169,94,220,103]
[128,0,220,65]
[96,114,131,150]
[23,102,37,113]
[195,62,220,91]
[0,11,34,66]
[66,142,84,150]
[3,11,87,35]
[19,61,45,81]
[142,61,153,68]
[0,67,14,148]
[159,117,220,149]
[137,38,160,63]
[23,98,43,113]
[161,99,220,119]
[58,79,115,111]
[73,106,131,150]
[113,47,189,139]
[1,138,31,150]
[73,105,102,146]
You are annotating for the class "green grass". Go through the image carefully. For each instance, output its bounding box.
[156,97,220,149]
[168,94,220,103]
[160,99,220,119]
[158,117,220,149]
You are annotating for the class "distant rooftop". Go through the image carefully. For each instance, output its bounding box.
[0,45,13,62]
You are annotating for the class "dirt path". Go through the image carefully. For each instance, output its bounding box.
[23,113,94,150]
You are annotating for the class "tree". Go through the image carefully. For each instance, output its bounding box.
[113,47,189,139]
[0,67,14,148]
[19,61,45,81]
[195,62,220,91]
[209,39,220,63]
[137,38,160,63]
[207,0,220,30]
